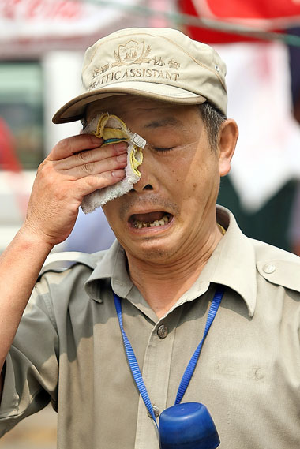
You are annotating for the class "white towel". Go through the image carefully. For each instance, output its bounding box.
[81,113,145,214]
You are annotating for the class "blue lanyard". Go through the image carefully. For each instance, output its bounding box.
[114,285,224,425]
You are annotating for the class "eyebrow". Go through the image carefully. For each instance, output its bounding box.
[143,117,182,129]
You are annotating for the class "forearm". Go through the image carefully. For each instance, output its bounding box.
[0,228,53,373]
[0,134,127,394]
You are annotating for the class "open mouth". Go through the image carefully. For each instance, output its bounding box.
[129,211,173,229]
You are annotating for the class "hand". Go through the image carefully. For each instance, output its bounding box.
[22,134,127,247]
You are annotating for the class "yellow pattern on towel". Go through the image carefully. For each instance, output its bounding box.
[93,113,143,177]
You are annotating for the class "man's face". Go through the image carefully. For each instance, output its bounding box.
[86,96,223,264]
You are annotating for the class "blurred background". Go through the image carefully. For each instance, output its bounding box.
[0,0,300,447]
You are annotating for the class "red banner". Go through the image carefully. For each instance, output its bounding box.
[178,0,300,43]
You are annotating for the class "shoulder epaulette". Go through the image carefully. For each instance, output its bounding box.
[253,240,300,293]
[40,251,101,275]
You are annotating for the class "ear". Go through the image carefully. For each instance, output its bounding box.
[218,119,238,177]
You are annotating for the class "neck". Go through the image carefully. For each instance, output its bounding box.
[127,224,224,318]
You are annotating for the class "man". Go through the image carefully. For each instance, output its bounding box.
[0,28,299,449]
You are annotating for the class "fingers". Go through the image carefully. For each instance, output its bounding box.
[25,134,128,247]
[26,165,126,247]
[74,169,126,197]
[56,140,128,172]
[45,138,128,180]
[61,153,127,179]
[47,134,128,179]
[38,135,128,195]
[49,134,103,161]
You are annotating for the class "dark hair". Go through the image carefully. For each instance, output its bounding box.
[198,102,227,150]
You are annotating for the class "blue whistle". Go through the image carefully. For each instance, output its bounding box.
[159,402,220,449]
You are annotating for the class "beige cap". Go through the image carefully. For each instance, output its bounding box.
[52,28,227,124]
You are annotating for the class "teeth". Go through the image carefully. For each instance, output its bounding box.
[134,214,170,228]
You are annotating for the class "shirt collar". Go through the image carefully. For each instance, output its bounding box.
[205,206,257,316]
[85,206,257,317]
[85,239,133,299]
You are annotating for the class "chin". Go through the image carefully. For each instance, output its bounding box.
[127,239,180,264]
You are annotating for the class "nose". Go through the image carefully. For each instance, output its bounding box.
[131,173,153,193]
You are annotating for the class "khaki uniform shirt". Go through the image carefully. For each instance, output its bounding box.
[1,207,300,448]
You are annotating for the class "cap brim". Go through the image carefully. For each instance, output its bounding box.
[52,81,207,124]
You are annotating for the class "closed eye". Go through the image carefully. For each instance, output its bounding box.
[146,142,175,153]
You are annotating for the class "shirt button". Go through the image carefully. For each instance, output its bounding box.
[148,405,160,418]
[263,263,276,274]
[157,324,168,339]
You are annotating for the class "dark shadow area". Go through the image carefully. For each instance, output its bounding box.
[218,176,297,252]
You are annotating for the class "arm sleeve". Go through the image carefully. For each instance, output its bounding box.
[0,278,59,437]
